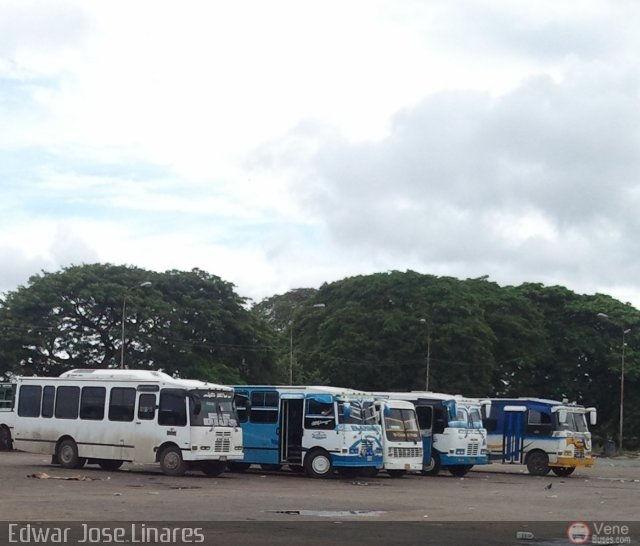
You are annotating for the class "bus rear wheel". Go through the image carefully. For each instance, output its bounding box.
[98,459,123,471]
[0,426,12,451]
[304,449,333,479]
[57,439,86,469]
[526,451,550,476]
[159,446,187,476]
[552,466,575,477]
[201,461,227,477]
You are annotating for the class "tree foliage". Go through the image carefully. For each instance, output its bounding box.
[0,264,277,383]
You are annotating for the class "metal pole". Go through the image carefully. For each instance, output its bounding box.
[289,320,294,385]
[620,328,628,452]
[425,329,431,391]
[120,295,127,369]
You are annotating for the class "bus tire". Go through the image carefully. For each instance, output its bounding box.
[159,445,187,476]
[449,465,473,477]
[228,462,251,473]
[201,461,227,477]
[552,466,575,477]
[0,426,12,451]
[57,439,86,469]
[98,459,124,471]
[421,452,441,476]
[526,450,550,476]
[304,449,333,479]
[387,469,406,478]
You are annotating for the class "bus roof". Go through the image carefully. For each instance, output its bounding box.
[489,397,586,408]
[17,369,233,392]
[233,385,372,398]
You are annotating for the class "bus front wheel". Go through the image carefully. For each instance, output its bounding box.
[304,449,333,479]
[57,439,86,469]
[159,446,187,476]
[421,452,441,476]
[0,426,12,451]
[526,451,550,476]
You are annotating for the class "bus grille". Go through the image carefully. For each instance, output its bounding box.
[389,447,422,459]
[214,431,232,453]
[467,443,479,456]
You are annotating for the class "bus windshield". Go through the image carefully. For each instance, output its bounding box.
[555,410,588,433]
[189,390,238,427]
[384,409,421,442]
[338,399,377,425]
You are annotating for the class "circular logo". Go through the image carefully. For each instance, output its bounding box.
[567,522,591,544]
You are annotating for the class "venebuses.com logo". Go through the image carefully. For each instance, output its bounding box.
[567,521,633,545]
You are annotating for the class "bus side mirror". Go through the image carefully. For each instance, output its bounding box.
[343,402,351,418]
[587,408,597,426]
[383,405,391,417]
[558,409,567,424]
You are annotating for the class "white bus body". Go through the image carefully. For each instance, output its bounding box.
[0,382,15,450]
[373,398,423,476]
[12,369,243,476]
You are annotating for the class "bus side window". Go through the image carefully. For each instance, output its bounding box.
[41,386,55,418]
[415,406,433,432]
[433,407,447,434]
[109,387,136,422]
[527,409,552,435]
[17,385,42,418]
[80,387,106,420]
[55,386,80,419]
[249,391,279,424]
[484,418,498,433]
[138,393,157,420]
[304,400,335,430]
[234,391,249,423]
[158,389,187,427]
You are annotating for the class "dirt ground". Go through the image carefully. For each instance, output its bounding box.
[1,451,638,545]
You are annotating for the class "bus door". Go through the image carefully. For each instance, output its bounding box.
[279,394,304,464]
[134,388,160,462]
[503,405,527,464]
[413,402,434,464]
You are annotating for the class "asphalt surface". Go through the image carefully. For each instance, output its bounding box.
[1,451,639,545]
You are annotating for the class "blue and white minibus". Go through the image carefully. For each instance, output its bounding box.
[231,386,384,478]
[373,392,489,476]
[483,398,596,476]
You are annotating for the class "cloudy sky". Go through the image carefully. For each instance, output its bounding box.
[1,0,639,306]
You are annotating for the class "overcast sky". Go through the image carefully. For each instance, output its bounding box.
[1,0,639,307]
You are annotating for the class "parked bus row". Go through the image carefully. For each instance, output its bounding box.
[0,371,597,479]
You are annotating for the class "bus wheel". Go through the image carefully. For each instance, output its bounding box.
[201,461,227,477]
[421,452,441,476]
[98,459,123,471]
[159,446,187,476]
[0,426,12,451]
[387,470,406,478]
[552,466,575,477]
[304,449,333,479]
[57,439,86,469]
[228,462,251,473]
[526,451,550,476]
[449,465,473,477]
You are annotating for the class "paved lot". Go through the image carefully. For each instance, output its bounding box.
[1,452,638,545]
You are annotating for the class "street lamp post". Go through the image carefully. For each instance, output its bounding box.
[419,318,432,391]
[597,312,630,452]
[121,281,152,369]
[289,303,325,385]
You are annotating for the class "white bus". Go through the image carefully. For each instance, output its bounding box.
[12,369,243,476]
[372,398,423,477]
[0,382,15,450]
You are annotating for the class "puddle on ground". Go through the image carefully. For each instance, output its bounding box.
[264,510,386,518]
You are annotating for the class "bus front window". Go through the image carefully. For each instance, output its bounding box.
[338,400,377,425]
[384,409,421,442]
[189,390,238,427]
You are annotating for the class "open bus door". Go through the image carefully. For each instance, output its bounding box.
[503,405,527,464]
[279,394,304,465]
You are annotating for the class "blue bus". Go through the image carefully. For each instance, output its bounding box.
[231,386,384,478]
